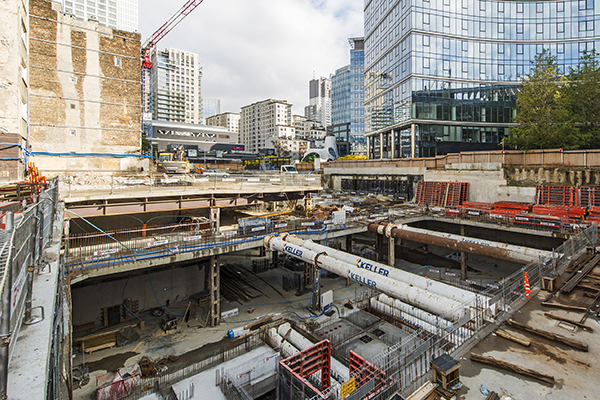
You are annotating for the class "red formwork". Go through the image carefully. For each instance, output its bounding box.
[279,339,331,393]
[493,201,533,212]
[536,185,600,207]
[415,181,469,207]
[349,350,392,399]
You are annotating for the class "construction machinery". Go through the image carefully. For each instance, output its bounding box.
[156,146,191,174]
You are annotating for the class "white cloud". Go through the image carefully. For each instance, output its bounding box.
[139,0,363,115]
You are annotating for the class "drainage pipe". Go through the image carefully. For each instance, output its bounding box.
[280,234,487,309]
[277,323,349,384]
[265,236,467,320]
[368,222,552,265]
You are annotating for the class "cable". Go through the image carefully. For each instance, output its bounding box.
[65,209,134,252]
[121,272,141,321]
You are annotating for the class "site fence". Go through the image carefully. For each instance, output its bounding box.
[305,223,598,400]
[325,148,600,170]
[0,178,60,396]
[119,334,263,400]
[60,171,322,198]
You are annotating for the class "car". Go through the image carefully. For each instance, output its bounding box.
[280,165,298,174]
[197,167,230,177]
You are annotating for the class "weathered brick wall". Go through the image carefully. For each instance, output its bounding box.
[28,0,143,173]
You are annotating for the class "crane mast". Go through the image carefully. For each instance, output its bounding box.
[141,0,205,151]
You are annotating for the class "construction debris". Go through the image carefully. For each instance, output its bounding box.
[470,353,555,385]
[544,312,593,332]
[506,318,588,351]
[138,355,180,377]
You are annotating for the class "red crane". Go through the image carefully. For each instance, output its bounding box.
[141,0,206,143]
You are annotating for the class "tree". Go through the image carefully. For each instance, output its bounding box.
[506,51,577,150]
[565,50,600,148]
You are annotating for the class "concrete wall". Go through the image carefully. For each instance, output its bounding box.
[28,0,143,174]
[0,0,28,181]
[506,166,600,187]
[71,263,206,327]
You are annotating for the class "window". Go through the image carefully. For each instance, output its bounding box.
[537,24,543,34]
[444,60,450,71]
[517,24,524,34]
[537,44,544,54]
[517,44,524,54]
[69,76,77,83]
[537,2,543,13]
[462,19,468,30]
[70,103,76,109]
[480,22,486,32]
[443,17,450,27]
[498,23,504,33]
[423,35,430,46]
[557,2,564,12]
[479,43,486,53]
[557,22,565,33]
[579,21,587,31]
[70,130,76,136]
[498,43,505,54]
[462,62,468,73]
[423,57,430,69]
[480,63,486,74]
[498,64,505,75]
[479,1,485,11]
[423,13,429,24]
[462,41,468,51]
[579,0,586,10]
[557,43,565,53]
[443,38,450,49]
[517,3,523,13]
[517,65,524,76]
[498,2,504,12]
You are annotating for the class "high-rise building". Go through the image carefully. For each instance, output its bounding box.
[364,0,600,159]
[203,98,222,121]
[151,47,202,125]
[60,0,138,32]
[206,112,240,134]
[332,37,365,153]
[240,99,295,154]
[304,76,331,127]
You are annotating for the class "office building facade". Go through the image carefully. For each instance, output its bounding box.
[240,99,295,154]
[364,0,600,159]
[332,37,365,153]
[305,76,332,127]
[60,0,138,32]
[151,47,202,125]
[203,98,221,121]
[206,112,240,134]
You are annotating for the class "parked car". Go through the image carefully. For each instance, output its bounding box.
[197,167,230,177]
[280,165,298,174]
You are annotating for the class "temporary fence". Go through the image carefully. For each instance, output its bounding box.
[301,222,597,400]
[0,178,60,397]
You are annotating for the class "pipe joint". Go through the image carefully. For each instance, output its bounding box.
[385,224,397,238]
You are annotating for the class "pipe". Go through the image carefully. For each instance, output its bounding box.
[281,234,487,309]
[368,222,552,264]
[376,294,473,339]
[265,236,467,320]
[277,323,349,384]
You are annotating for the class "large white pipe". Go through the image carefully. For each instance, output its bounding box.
[281,234,487,309]
[266,236,467,321]
[377,294,473,340]
[277,323,349,384]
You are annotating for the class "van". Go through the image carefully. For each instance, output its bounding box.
[280,165,298,174]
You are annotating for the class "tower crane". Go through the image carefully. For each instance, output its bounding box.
[141,0,206,150]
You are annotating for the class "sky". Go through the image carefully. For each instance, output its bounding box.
[138,0,364,116]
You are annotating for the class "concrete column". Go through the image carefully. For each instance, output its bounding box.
[376,233,385,262]
[388,236,395,268]
[210,207,220,232]
[209,256,220,326]
[272,250,278,268]
[367,136,371,158]
[460,225,467,280]
[344,235,352,253]
[379,132,384,158]
[411,123,416,158]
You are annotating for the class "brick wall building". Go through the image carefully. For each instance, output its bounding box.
[28,0,144,173]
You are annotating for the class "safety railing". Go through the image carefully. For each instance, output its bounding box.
[0,178,60,397]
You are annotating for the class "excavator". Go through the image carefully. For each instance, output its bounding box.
[156,146,191,174]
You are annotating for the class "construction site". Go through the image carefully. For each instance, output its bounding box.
[1,151,600,400]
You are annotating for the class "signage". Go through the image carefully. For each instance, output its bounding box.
[341,377,356,399]
[147,239,169,247]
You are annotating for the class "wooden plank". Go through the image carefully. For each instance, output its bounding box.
[561,254,600,293]
[84,341,116,354]
[541,302,588,312]
[74,321,138,343]
[543,313,593,332]
[506,319,588,351]
[470,353,555,385]
[495,329,531,346]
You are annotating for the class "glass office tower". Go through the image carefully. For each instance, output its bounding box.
[364,0,600,158]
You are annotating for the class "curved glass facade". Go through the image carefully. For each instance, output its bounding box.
[364,0,600,158]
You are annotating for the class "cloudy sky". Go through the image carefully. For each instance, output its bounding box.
[138,0,364,115]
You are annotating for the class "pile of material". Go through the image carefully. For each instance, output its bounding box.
[138,355,180,377]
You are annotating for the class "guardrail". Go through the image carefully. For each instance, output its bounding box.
[0,178,60,397]
[60,172,322,198]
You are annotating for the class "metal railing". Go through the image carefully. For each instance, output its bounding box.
[0,178,60,398]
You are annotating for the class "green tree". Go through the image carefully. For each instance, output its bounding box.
[565,50,600,148]
[507,51,577,150]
